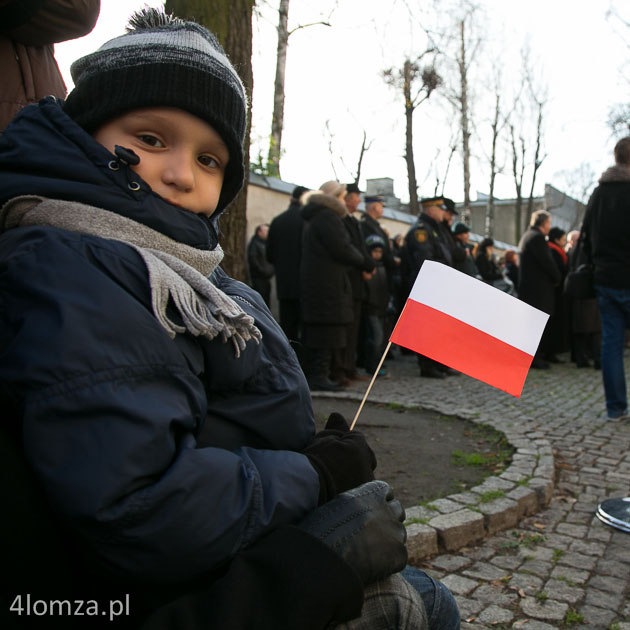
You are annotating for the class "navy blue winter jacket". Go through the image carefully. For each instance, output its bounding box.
[0,98,320,583]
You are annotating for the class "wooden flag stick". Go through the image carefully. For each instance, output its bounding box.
[350,341,392,431]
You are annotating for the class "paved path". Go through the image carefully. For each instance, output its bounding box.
[315,350,630,629]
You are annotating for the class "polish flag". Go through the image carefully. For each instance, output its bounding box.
[390,261,549,397]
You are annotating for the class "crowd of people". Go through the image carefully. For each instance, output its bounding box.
[257,184,596,387]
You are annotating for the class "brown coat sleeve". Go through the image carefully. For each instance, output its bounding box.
[5,0,100,45]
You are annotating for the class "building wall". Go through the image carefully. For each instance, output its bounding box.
[245,179,414,243]
[245,182,291,241]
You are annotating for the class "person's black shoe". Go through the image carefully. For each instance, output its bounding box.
[420,367,446,379]
[531,358,550,369]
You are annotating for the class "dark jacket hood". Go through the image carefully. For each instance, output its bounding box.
[0,97,220,250]
[599,164,630,184]
[301,192,347,221]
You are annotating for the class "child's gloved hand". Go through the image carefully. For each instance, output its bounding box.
[302,413,376,504]
[297,480,408,586]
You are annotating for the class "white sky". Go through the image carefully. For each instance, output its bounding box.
[54,0,630,205]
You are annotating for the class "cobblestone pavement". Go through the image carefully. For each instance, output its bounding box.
[316,350,630,629]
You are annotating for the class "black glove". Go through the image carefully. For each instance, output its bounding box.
[302,412,376,504]
[298,480,408,586]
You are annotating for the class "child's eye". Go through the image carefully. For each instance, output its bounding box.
[198,155,219,168]
[138,134,164,148]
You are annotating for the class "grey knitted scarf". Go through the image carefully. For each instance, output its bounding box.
[0,195,261,356]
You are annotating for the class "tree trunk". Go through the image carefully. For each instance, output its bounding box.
[165,0,254,282]
[267,0,289,178]
[403,60,419,215]
[527,102,544,217]
[459,19,472,223]
[510,124,524,243]
[486,92,500,238]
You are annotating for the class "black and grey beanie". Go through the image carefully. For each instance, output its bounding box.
[63,8,247,214]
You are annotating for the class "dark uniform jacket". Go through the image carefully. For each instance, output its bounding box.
[582,164,630,289]
[0,99,364,629]
[402,212,451,292]
[517,226,561,314]
[266,199,303,300]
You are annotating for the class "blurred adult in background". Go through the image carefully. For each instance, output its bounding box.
[566,229,601,370]
[300,182,372,391]
[361,195,396,286]
[503,249,519,295]
[247,224,274,307]
[451,221,479,277]
[545,226,569,362]
[439,198,459,268]
[518,210,561,369]
[582,136,630,420]
[332,183,373,385]
[402,197,457,378]
[266,185,309,342]
[475,237,503,286]
[0,0,100,130]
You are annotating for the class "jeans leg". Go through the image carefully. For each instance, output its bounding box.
[401,566,460,629]
[596,286,630,417]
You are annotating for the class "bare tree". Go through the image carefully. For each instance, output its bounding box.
[456,16,474,221]
[324,120,373,184]
[506,45,547,243]
[485,90,502,237]
[383,54,441,215]
[165,0,255,282]
[266,1,331,178]
[509,122,527,243]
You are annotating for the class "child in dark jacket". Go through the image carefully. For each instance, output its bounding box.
[0,8,458,630]
[363,234,390,376]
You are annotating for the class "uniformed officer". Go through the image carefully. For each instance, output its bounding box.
[402,196,458,379]
[402,196,453,290]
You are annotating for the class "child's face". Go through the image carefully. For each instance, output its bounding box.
[93,107,229,216]
[371,247,383,261]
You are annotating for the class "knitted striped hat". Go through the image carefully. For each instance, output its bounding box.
[63,8,247,214]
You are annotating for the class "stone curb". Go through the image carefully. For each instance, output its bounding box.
[312,391,557,562]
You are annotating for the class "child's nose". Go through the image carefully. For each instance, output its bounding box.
[162,153,195,190]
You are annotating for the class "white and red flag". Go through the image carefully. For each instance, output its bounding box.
[390,261,549,397]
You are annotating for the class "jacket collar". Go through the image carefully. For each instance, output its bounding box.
[0,97,219,250]
[300,192,347,219]
[599,164,630,184]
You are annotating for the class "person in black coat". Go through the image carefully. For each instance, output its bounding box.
[582,136,630,419]
[247,224,274,307]
[401,196,458,379]
[503,249,519,295]
[300,182,373,391]
[545,226,569,362]
[331,183,374,384]
[475,237,503,285]
[266,185,309,341]
[518,210,562,368]
[452,221,479,277]
[566,230,601,369]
